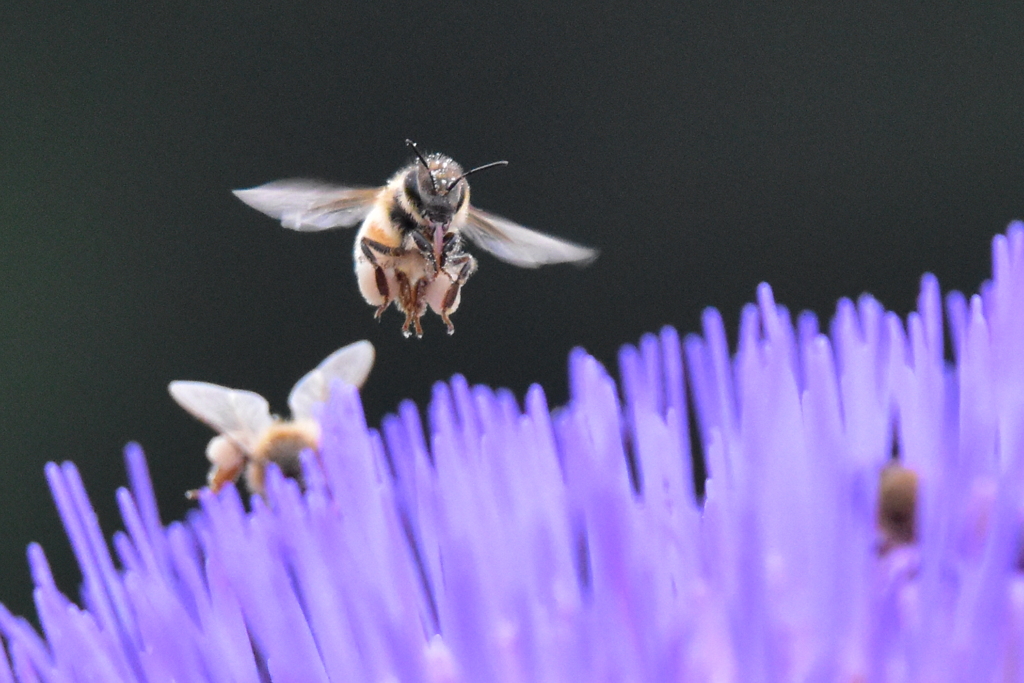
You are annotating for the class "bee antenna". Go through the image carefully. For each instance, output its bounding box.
[445,160,509,195]
[405,139,437,193]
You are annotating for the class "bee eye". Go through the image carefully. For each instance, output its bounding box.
[403,170,426,205]
[421,169,441,195]
[405,165,428,195]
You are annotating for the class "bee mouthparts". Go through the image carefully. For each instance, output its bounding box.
[432,224,445,269]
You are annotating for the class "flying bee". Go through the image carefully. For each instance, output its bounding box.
[233,140,599,338]
[168,340,375,498]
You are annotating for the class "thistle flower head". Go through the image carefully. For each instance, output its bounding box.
[2,226,1024,681]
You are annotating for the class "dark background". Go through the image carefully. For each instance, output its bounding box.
[2,1,1021,620]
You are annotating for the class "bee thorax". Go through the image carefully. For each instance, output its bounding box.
[253,420,320,476]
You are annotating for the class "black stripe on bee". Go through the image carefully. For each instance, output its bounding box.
[389,200,421,235]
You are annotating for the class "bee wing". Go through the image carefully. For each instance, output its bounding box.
[233,180,381,232]
[288,340,376,420]
[462,206,599,268]
[168,381,274,454]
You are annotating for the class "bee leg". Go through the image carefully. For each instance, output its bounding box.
[412,278,428,338]
[360,238,393,318]
[439,232,461,269]
[440,253,477,335]
[440,300,457,335]
[187,460,244,500]
[410,230,437,275]
[395,270,418,338]
[447,251,477,285]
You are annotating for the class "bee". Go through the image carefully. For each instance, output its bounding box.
[168,340,375,498]
[877,463,918,554]
[233,140,598,338]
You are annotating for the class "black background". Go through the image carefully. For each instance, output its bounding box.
[2,1,1022,620]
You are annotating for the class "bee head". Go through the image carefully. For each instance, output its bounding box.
[406,152,466,225]
[404,140,508,225]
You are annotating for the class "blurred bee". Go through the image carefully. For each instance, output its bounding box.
[877,463,918,554]
[168,340,374,498]
[233,140,598,338]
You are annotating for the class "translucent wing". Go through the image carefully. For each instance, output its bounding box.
[233,180,381,231]
[462,206,599,268]
[288,340,376,420]
[168,381,274,455]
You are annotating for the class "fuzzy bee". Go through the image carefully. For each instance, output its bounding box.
[233,141,598,338]
[168,340,374,498]
[877,463,918,554]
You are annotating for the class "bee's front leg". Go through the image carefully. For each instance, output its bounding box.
[440,252,477,335]
[439,232,461,269]
[410,230,438,276]
[360,238,395,319]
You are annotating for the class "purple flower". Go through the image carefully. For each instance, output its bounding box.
[3,225,1024,682]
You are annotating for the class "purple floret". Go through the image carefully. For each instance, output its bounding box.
[3,226,1024,681]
